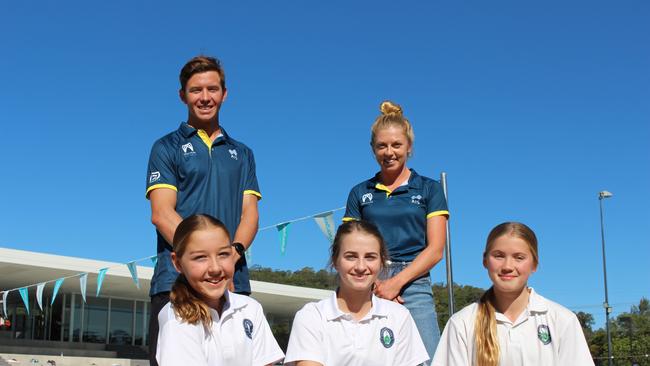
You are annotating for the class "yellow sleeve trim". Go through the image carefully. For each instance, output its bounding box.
[427,210,450,218]
[244,190,262,199]
[342,217,359,222]
[146,184,178,199]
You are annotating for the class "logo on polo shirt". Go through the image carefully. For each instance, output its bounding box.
[379,327,395,348]
[411,194,422,204]
[228,149,238,160]
[149,171,160,183]
[361,193,373,205]
[243,319,253,339]
[181,142,196,157]
[537,324,551,345]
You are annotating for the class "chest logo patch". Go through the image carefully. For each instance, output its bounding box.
[379,327,395,348]
[149,171,160,183]
[411,194,423,204]
[243,319,253,339]
[537,324,551,345]
[181,142,194,154]
[362,193,373,204]
[229,149,238,160]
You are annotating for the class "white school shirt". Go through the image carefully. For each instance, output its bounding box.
[156,291,284,366]
[432,288,594,366]
[284,292,429,366]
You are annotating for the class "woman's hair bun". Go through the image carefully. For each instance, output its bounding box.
[380,100,403,116]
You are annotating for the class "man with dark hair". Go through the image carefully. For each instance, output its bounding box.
[145,55,261,365]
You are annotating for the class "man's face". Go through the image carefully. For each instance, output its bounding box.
[180,71,227,125]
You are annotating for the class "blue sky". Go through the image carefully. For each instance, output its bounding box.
[1,1,648,328]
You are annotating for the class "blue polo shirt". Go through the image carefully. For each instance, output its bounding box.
[343,170,448,262]
[146,123,261,296]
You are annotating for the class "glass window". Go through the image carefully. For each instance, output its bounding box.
[134,301,144,346]
[71,294,82,342]
[49,295,63,341]
[83,297,108,343]
[109,298,133,345]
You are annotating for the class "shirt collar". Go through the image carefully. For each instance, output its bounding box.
[178,123,231,144]
[494,288,548,324]
[323,292,388,321]
[209,290,247,321]
[365,169,423,191]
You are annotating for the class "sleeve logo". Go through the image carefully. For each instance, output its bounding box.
[228,149,238,160]
[243,318,253,339]
[362,193,373,204]
[379,327,395,348]
[411,194,423,204]
[149,171,160,183]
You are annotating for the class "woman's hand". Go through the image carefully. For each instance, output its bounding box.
[374,277,405,304]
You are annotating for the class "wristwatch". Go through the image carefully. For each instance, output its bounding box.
[232,242,246,257]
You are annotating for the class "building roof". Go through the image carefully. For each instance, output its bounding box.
[0,247,331,318]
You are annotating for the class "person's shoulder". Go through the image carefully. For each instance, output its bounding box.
[533,291,578,321]
[377,296,410,316]
[152,127,183,149]
[448,301,479,325]
[415,172,442,188]
[158,303,204,333]
[349,175,377,192]
[225,134,254,152]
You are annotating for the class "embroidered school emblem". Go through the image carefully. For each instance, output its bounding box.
[379,327,395,348]
[537,324,551,345]
[243,319,253,339]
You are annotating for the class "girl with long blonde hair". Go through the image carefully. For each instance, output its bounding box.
[432,222,593,366]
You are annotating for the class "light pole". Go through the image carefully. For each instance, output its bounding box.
[598,190,613,366]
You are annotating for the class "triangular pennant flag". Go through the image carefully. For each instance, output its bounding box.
[150,255,158,267]
[36,283,46,311]
[126,261,140,289]
[79,273,88,303]
[51,278,64,305]
[2,291,8,318]
[96,268,108,297]
[313,211,336,243]
[277,222,291,255]
[18,287,29,315]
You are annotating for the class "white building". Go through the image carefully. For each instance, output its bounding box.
[0,247,330,360]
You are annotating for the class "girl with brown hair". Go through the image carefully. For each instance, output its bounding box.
[432,222,593,366]
[156,214,283,366]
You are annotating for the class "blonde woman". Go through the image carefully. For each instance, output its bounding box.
[343,101,449,361]
[432,222,593,366]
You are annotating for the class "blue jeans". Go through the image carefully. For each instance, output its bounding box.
[385,263,440,365]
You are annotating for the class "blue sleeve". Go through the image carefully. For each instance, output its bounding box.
[343,186,361,221]
[243,149,261,199]
[146,140,178,198]
[426,180,449,218]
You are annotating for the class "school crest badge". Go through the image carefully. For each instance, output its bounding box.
[243,319,253,339]
[379,327,395,348]
[537,324,551,345]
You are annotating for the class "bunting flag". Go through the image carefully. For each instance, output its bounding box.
[79,273,88,303]
[126,261,140,289]
[18,287,29,315]
[313,211,336,243]
[96,268,108,297]
[36,283,45,311]
[277,222,291,255]
[2,291,7,318]
[51,278,64,305]
[150,255,158,267]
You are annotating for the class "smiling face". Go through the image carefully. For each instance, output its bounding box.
[171,227,234,310]
[180,70,228,126]
[334,231,383,293]
[372,126,412,175]
[484,234,537,295]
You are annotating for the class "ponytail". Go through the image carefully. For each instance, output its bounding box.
[170,274,213,328]
[474,287,499,366]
